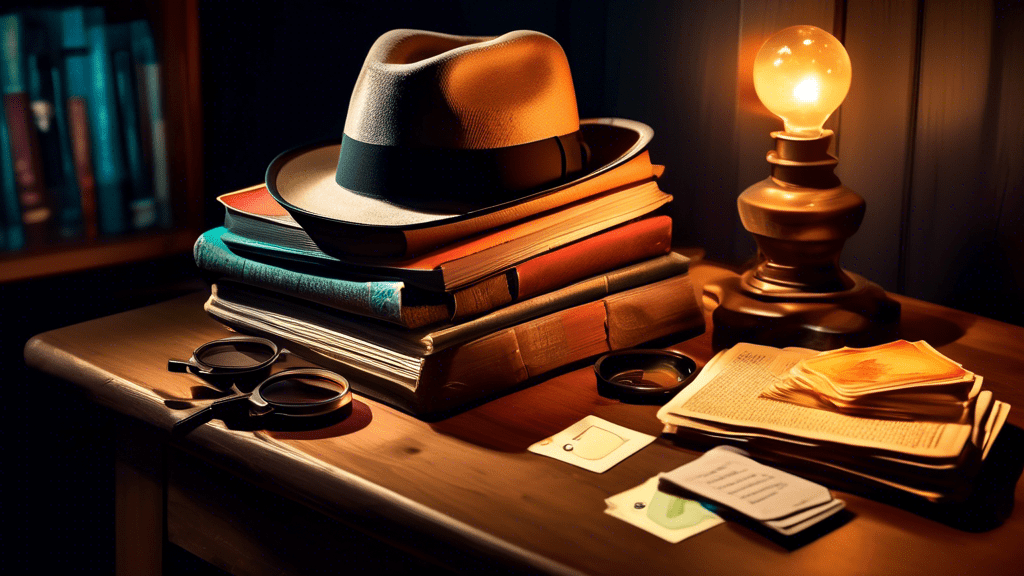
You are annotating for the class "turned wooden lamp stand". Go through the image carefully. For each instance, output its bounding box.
[706,131,899,350]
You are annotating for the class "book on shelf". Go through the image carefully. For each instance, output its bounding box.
[25,10,83,240]
[60,7,98,240]
[108,22,155,231]
[219,179,672,292]
[129,19,170,229]
[657,342,1011,502]
[84,7,127,236]
[0,80,25,250]
[1,13,55,246]
[204,272,704,415]
[255,148,663,259]
[195,219,679,328]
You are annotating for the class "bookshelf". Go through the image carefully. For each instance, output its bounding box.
[0,0,202,282]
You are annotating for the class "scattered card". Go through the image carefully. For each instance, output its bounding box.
[528,415,656,473]
[658,446,845,535]
[605,477,723,542]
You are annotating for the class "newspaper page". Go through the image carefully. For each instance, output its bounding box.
[660,344,973,460]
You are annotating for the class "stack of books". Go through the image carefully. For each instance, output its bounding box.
[657,342,1011,502]
[195,149,704,414]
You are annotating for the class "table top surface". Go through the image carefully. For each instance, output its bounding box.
[24,261,1024,576]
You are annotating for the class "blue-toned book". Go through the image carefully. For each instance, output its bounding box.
[194,227,447,329]
[84,7,127,236]
[0,93,24,250]
[108,22,153,230]
[60,7,98,239]
[129,20,169,228]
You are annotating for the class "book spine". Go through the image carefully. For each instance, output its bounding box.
[130,20,169,228]
[194,228,409,325]
[26,11,83,239]
[65,96,97,239]
[61,8,98,240]
[109,22,152,230]
[0,86,26,250]
[428,252,691,352]
[513,215,672,300]
[418,273,704,413]
[2,14,52,246]
[448,216,672,321]
[84,8,126,236]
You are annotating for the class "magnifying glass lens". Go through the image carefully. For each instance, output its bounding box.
[612,365,686,391]
[260,377,345,405]
[197,341,276,369]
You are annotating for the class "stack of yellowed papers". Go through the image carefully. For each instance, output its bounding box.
[657,342,1011,502]
[762,340,982,422]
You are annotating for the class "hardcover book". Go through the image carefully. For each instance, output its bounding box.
[220,180,671,292]
[230,148,663,259]
[205,272,704,415]
[194,224,681,328]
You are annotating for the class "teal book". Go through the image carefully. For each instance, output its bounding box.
[129,20,169,228]
[0,93,24,250]
[60,7,98,239]
[108,22,153,230]
[194,227,449,329]
[84,7,126,235]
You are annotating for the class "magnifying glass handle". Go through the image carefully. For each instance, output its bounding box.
[172,393,250,434]
[168,359,193,373]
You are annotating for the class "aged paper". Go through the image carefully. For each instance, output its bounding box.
[660,344,973,460]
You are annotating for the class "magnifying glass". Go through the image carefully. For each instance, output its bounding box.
[594,349,698,404]
[172,367,352,434]
[168,336,288,383]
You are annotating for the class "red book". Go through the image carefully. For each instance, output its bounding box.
[3,92,53,245]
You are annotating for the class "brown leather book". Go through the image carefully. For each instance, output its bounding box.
[66,96,98,240]
[204,272,704,415]
[4,92,53,245]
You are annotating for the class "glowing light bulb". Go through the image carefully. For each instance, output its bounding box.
[753,25,851,138]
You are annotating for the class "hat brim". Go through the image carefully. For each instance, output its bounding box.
[266,118,653,258]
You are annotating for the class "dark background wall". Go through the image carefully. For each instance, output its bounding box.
[2,0,1021,572]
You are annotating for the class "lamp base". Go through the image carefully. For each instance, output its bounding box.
[705,270,900,351]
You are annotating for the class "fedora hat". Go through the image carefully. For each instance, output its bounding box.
[267,29,654,258]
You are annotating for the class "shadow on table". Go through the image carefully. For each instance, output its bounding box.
[892,423,1024,532]
[897,306,969,346]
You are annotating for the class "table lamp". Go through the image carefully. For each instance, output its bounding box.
[706,25,900,351]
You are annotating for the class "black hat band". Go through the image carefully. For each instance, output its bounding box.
[335,131,586,209]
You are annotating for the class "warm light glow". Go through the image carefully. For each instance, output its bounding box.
[753,25,851,137]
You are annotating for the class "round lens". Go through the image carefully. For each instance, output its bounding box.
[196,340,276,369]
[260,376,345,406]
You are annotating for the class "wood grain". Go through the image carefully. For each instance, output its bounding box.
[23,261,1024,575]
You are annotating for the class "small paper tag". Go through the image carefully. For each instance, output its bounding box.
[658,446,835,522]
[528,415,656,473]
[605,477,723,543]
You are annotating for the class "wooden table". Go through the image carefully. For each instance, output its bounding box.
[24,262,1024,575]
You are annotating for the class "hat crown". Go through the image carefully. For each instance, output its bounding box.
[343,29,580,150]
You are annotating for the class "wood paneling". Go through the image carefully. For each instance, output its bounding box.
[603,0,742,261]
[837,0,919,291]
